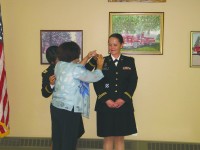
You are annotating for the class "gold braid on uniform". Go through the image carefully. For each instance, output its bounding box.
[124,92,131,99]
[98,92,107,100]
[88,61,95,67]
[45,86,52,93]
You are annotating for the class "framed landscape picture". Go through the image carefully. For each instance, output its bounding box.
[109,12,164,55]
[190,31,200,67]
[40,30,83,64]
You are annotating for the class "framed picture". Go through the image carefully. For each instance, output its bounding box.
[40,30,83,64]
[108,0,166,2]
[109,12,164,55]
[190,31,200,67]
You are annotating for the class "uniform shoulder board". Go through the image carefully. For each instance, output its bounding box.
[42,69,48,74]
[104,56,110,61]
[127,56,134,59]
[105,56,110,58]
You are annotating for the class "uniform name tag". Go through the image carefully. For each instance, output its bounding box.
[123,66,131,70]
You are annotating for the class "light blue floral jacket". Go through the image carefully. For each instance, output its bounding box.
[52,61,104,118]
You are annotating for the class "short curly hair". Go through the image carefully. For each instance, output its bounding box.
[57,41,80,62]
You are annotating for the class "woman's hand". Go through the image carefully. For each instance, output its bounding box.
[106,99,125,108]
[114,98,125,108]
[80,50,97,65]
[49,75,56,85]
[96,54,104,70]
[106,99,116,108]
[87,50,97,59]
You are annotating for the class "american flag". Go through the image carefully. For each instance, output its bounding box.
[0,5,10,137]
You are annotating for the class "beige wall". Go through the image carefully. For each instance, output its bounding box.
[1,0,200,143]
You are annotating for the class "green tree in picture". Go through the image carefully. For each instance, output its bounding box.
[112,15,160,35]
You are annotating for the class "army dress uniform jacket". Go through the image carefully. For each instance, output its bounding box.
[41,64,55,98]
[93,55,138,112]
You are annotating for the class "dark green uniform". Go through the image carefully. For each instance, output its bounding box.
[41,64,55,98]
[90,55,138,137]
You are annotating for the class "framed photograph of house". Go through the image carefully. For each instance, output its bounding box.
[109,12,164,55]
[40,30,83,64]
[190,31,200,67]
[108,0,166,2]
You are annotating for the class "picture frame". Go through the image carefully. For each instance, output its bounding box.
[109,12,164,55]
[108,0,166,2]
[190,31,200,67]
[40,30,83,64]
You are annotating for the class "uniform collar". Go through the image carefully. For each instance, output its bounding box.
[111,54,121,61]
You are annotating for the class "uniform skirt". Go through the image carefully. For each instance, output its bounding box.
[96,110,137,137]
[50,104,84,150]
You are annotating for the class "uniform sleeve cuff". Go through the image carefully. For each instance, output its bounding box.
[97,92,109,103]
[121,92,132,102]
[45,85,53,94]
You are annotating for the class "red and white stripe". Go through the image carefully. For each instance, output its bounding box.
[0,39,10,137]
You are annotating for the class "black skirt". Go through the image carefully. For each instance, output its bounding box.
[50,104,85,150]
[96,110,137,137]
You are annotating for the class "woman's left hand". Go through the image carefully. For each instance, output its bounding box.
[49,75,56,85]
[87,50,97,59]
[114,98,125,108]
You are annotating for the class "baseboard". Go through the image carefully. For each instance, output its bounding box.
[0,137,200,150]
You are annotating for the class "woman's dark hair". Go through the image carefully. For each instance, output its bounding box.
[46,46,58,64]
[57,41,80,62]
[109,33,124,44]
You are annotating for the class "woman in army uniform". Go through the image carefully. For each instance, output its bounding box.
[93,33,138,150]
[41,46,58,98]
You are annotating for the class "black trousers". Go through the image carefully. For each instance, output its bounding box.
[50,104,85,150]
